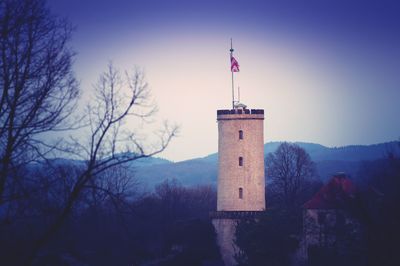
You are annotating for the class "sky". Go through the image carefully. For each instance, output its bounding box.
[48,0,400,161]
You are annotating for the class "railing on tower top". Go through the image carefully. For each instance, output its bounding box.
[217,109,264,115]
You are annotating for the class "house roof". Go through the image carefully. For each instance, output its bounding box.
[304,173,357,209]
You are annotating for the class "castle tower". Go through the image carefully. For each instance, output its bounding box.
[212,106,266,266]
[217,107,265,211]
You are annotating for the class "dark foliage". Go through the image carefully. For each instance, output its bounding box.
[357,154,400,266]
[0,173,220,265]
[161,219,221,266]
[235,209,301,266]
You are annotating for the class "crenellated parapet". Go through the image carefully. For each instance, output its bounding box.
[217,109,264,115]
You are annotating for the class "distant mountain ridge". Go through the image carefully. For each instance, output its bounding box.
[285,141,399,162]
[37,141,399,189]
[133,141,399,188]
[200,141,399,163]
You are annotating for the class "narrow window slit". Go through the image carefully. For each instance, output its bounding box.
[239,130,243,140]
[239,188,243,199]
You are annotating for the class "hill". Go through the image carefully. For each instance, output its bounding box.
[132,141,399,188]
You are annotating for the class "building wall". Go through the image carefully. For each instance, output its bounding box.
[212,219,239,266]
[217,111,265,211]
[296,209,366,266]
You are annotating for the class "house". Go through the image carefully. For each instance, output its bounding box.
[296,173,366,266]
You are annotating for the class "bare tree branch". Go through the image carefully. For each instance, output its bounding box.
[0,0,79,204]
[266,142,317,210]
[27,63,177,264]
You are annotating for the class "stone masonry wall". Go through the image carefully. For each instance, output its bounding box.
[212,218,239,266]
[217,112,265,211]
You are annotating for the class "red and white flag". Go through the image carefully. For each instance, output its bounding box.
[231,56,239,72]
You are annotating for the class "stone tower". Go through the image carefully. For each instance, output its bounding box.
[217,107,265,211]
[211,105,266,266]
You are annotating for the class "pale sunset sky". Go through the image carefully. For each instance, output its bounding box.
[48,0,400,161]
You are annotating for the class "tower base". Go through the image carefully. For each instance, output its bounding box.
[210,211,265,266]
[212,218,239,266]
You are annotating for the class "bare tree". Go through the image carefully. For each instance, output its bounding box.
[0,1,177,263]
[28,64,177,263]
[266,142,317,210]
[0,0,79,204]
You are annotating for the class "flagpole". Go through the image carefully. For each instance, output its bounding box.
[230,38,235,109]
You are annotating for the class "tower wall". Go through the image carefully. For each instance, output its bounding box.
[217,109,265,211]
[212,219,239,266]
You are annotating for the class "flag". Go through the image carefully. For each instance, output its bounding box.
[231,55,239,72]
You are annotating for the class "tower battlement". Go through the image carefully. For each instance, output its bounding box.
[217,109,264,121]
[217,109,264,116]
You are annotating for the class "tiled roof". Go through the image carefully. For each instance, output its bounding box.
[304,173,357,209]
